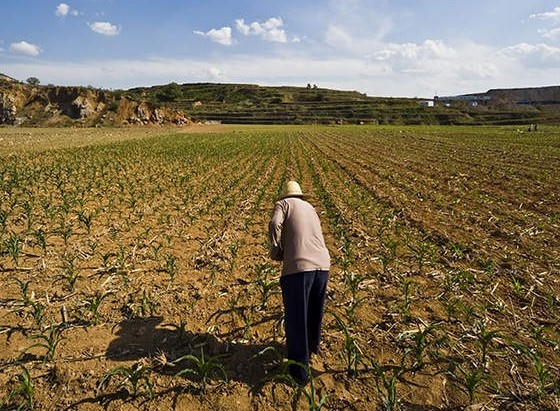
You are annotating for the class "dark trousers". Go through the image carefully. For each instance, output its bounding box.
[280,269,329,383]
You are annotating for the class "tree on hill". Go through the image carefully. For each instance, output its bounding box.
[26,77,40,85]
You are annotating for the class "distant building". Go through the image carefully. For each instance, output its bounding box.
[418,100,434,107]
[434,94,491,107]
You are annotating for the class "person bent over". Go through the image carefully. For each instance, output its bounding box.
[268,181,330,385]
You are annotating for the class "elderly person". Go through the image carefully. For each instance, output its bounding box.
[269,180,330,385]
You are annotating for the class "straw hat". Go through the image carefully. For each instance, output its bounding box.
[280,180,304,199]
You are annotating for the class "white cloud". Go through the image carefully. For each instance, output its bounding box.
[207,67,224,81]
[88,22,120,36]
[321,1,393,54]
[372,40,457,65]
[194,27,233,46]
[9,41,41,57]
[55,3,70,17]
[539,27,560,39]
[531,6,560,22]
[500,43,560,67]
[531,6,560,39]
[235,17,288,43]
[55,3,78,17]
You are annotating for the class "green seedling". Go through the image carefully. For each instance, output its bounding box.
[6,233,21,266]
[397,322,445,371]
[78,210,94,233]
[29,301,46,330]
[475,324,504,369]
[510,341,554,396]
[172,347,228,394]
[98,362,153,399]
[54,255,80,293]
[32,227,47,255]
[331,311,364,375]
[399,276,417,323]
[367,357,404,411]
[2,364,34,411]
[266,354,329,410]
[163,253,178,282]
[252,263,279,310]
[80,291,113,325]
[14,278,32,307]
[443,362,492,406]
[406,238,435,273]
[23,324,66,363]
[343,270,366,302]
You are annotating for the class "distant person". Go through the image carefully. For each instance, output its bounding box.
[268,180,330,385]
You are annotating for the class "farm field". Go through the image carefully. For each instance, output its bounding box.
[0,124,559,410]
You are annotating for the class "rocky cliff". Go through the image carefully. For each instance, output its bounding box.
[0,77,190,127]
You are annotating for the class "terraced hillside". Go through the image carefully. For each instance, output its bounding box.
[126,83,560,125]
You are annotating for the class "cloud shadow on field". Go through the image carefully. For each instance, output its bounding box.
[104,315,290,390]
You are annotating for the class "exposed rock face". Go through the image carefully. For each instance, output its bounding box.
[0,79,191,127]
[118,97,189,126]
[0,94,17,124]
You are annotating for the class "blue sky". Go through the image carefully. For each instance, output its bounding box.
[1,0,559,97]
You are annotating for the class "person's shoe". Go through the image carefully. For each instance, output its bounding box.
[289,364,310,386]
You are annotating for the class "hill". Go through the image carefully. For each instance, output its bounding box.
[125,82,560,126]
[2,74,560,126]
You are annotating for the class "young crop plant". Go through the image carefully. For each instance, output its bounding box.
[22,323,67,363]
[32,227,48,255]
[478,258,497,277]
[98,361,153,399]
[342,271,369,326]
[138,290,157,318]
[277,364,329,410]
[2,364,34,411]
[442,361,493,406]
[510,341,557,397]
[406,237,436,274]
[366,357,405,411]
[0,210,8,236]
[330,310,365,376]
[509,273,524,298]
[298,375,329,411]
[251,262,279,310]
[54,254,80,293]
[379,237,399,274]
[398,275,418,323]
[80,290,113,325]
[208,292,252,338]
[14,278,33,307]
[162,252,178,283]
[397,322,445,371]
[172,347,228,394]
[23,200,36,233]
[5,233,21,266]
[29,301,47,330]
[77,209,95,234]
[56,220,73,248]
[123,290,158,319]
[258,347,329,410]
[343,270,366,303]
[473,323,505,370]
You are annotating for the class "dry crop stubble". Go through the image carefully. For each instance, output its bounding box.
[0,125,559,410]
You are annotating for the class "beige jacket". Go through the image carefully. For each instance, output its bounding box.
[269,197,330,276]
